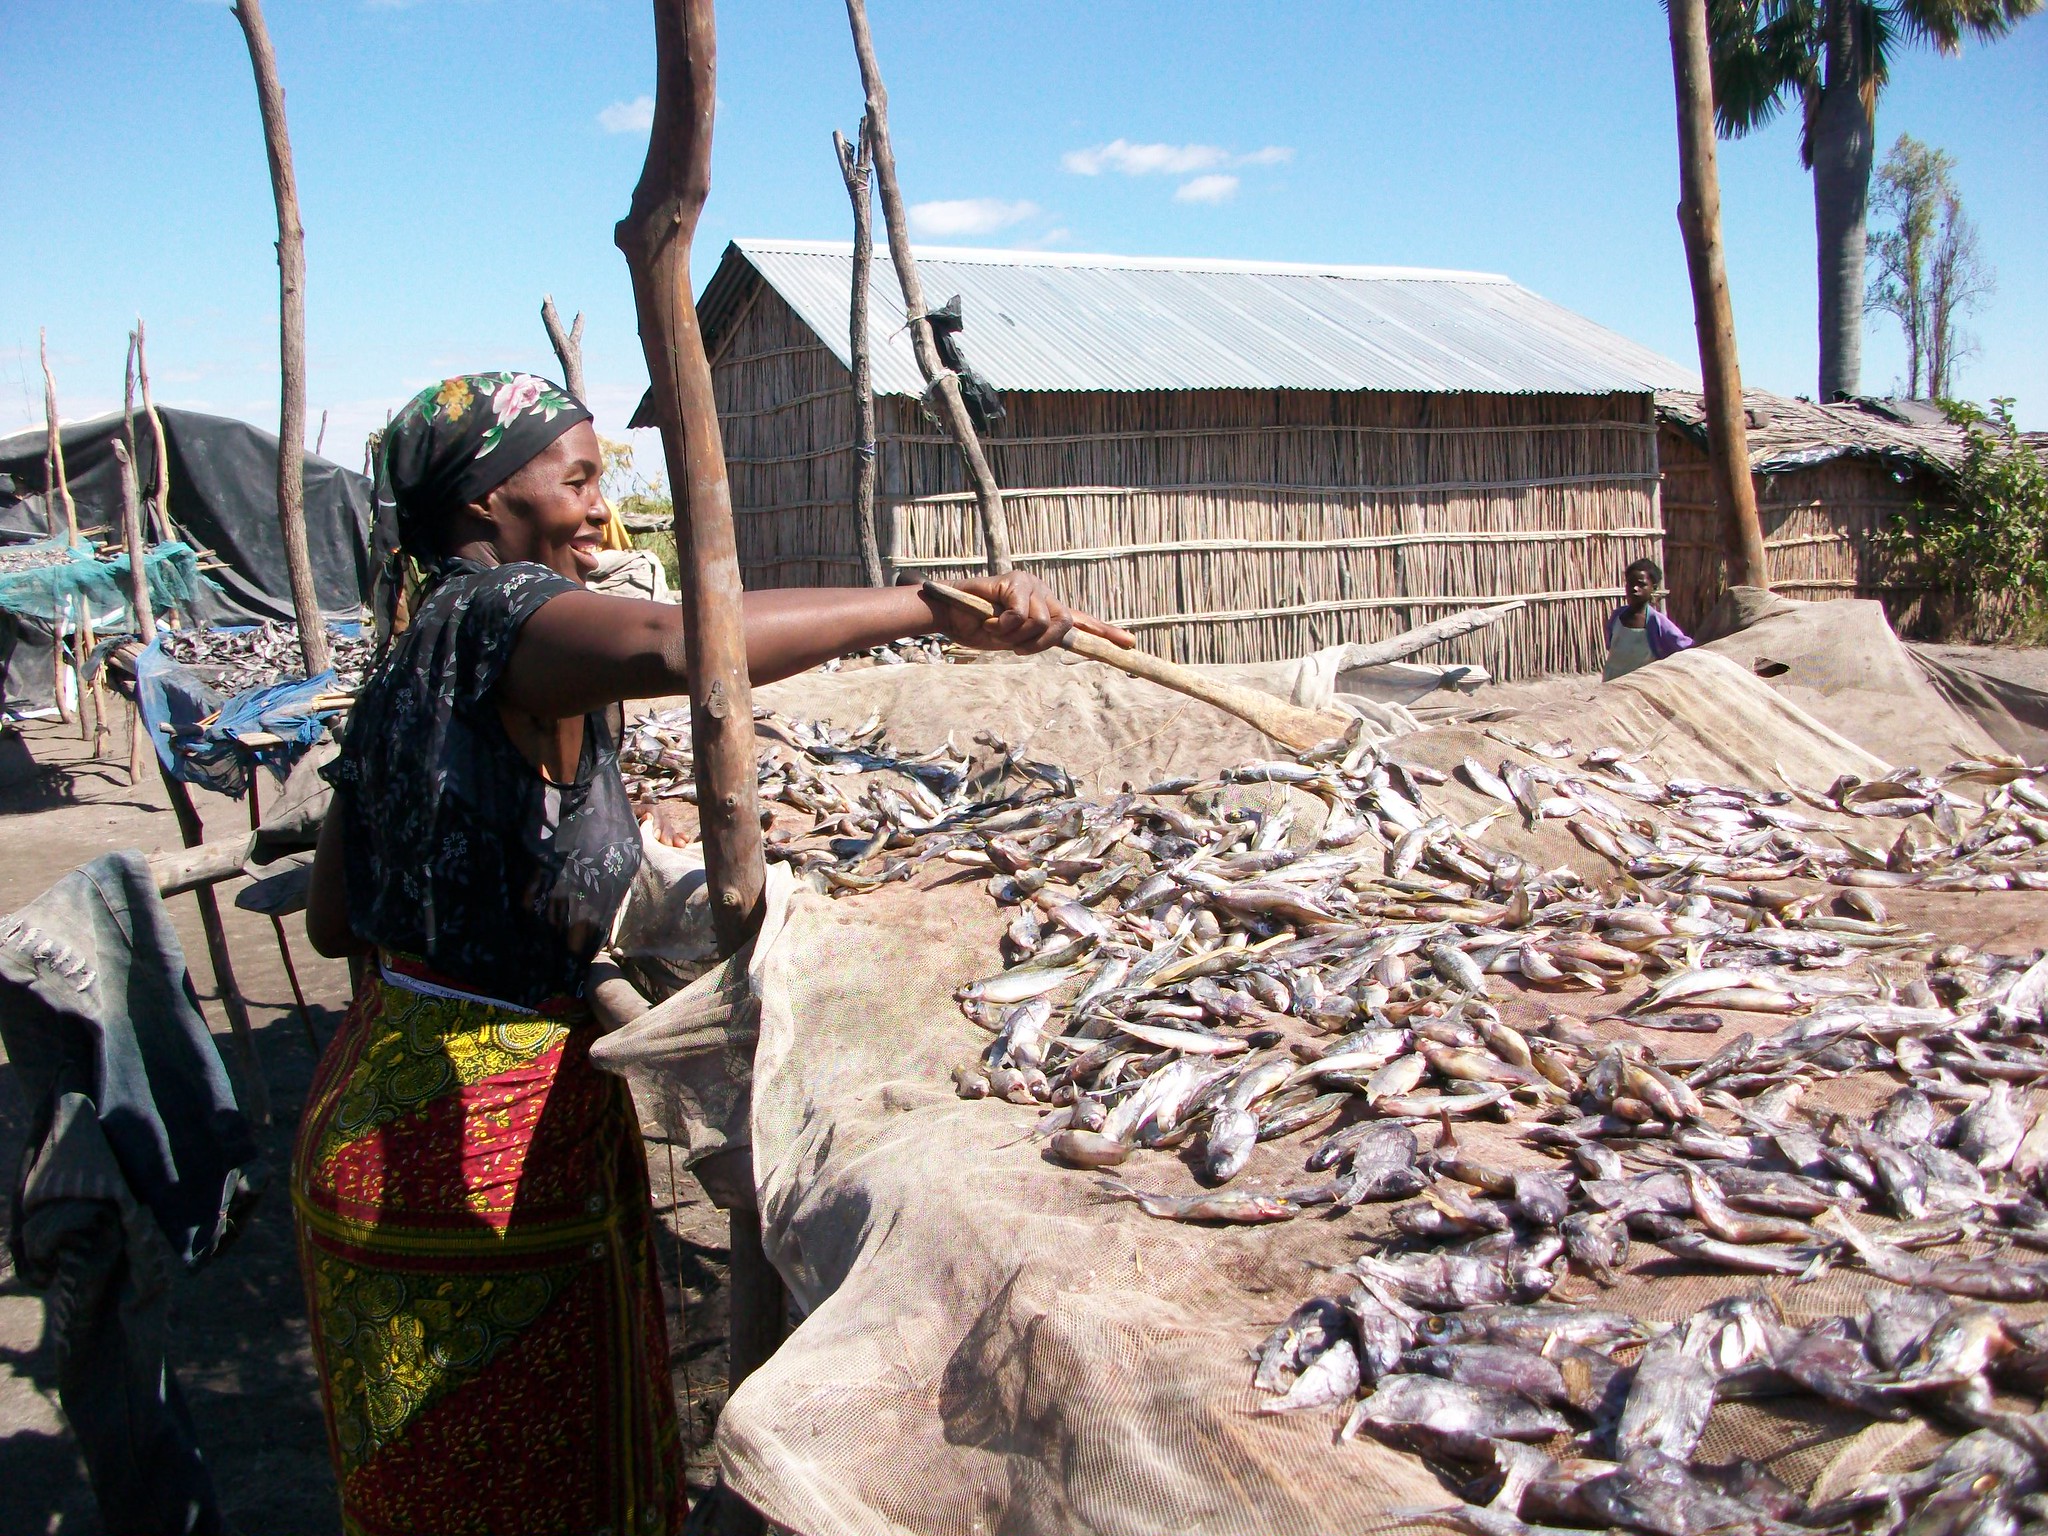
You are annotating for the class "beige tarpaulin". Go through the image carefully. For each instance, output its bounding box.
[592,610,2041,1536]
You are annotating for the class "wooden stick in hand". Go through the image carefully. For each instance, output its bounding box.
[921,580,1354,755]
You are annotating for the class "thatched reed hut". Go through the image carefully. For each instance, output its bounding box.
[1655,389,1969,633]
[697,241,1696,678]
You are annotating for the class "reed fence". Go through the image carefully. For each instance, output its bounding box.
[713,281,1665,678]
[1657,428,1934,633]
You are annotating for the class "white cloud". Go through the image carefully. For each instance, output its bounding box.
[1062,139,1228,177]
[1062,139,1292,177]
[1010,226,1073,251]
[598,96,655,134]
[1174,174,1240,205]
[908,198,1040,238]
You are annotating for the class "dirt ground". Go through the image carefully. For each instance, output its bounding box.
[1913,642,2048,691]
[0,712,733,1535]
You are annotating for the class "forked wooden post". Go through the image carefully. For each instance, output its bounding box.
[136,320,174,543]
[157,761,275,1127]
[1667,0,1769,592]
[833,121,885,588]
[113,440,156,784]
[843,0,1014,574]
[231,0,332,677]
[39,331,107,749]
[541,296,589,403]
[122,334,154,782]
[613,0,786,1449]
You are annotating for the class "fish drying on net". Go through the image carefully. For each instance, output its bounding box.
[0,544,75,575]
[159,621,376,694]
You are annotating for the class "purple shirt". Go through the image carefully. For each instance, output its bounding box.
[1605,605,1693,661]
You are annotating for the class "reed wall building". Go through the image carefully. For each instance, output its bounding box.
[697,241,1698,679]
[1655,389,1977,636]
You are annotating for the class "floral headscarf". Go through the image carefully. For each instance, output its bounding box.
[381,371,591,564]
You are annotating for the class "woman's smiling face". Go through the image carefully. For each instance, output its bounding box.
[473,421,608,581]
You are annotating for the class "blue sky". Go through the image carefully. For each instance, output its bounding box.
[3,0,2042,472]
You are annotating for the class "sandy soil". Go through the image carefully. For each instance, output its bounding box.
[1913,643,2048,692]
[0,714,732,1535]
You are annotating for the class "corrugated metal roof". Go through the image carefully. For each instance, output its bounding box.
[707,239,1700,397]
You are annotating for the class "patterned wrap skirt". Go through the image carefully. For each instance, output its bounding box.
[292,958,686,1536]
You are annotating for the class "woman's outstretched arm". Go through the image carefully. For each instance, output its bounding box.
[496,570,1132,722]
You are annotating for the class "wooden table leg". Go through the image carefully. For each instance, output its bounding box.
[246,774,321,1057]
[156,756,273,1125]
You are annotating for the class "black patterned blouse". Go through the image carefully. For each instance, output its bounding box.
[322,559,643,1008]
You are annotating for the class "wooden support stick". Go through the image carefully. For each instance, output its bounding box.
[39,329,76,545]
[842,0,1013,574]
[541,295,589,403]
[149,833,257,898]
[39,329,77,725]
[1667,0,1769,593]
[244,773,320,1058]
[114,442,156,785]
[136,320,173,544]
[833,121,885,588]
[155,759,273,1125]
[232,0,331,678]
[1333,598,1526,671]
[40,331,108,750]
[616,0,767,957]
[615,0,786,1447]
[924,580,1353,752]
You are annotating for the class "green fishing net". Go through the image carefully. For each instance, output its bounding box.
[0,538,211,628]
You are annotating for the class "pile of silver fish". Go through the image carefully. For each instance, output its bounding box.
[620,709,1072,878]
[818,634,953,671]
[929,729,2048,1533]
[159,622,375,694]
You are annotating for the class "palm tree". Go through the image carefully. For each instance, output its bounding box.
[1705,0,2038,402]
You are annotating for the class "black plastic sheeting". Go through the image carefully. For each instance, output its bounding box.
[0,407,380,710]
[0,406,375,624]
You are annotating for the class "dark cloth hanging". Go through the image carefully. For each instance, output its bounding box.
[924,295,1006,433]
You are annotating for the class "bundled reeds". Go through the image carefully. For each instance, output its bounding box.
[714,284,1664,679]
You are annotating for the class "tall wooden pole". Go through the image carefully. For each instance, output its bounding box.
[136,319,173,543]
[843,0,1013,574]
[40,330,103,743]
[613,0,787,1455]
[232,0,332,676]
[615,0,765,955]
[834,121,885,588]
[541,296,589,403]
[1667,0,1770,592]
[120,338,156,784]
[38,330,77,546]
[113,442,157,785]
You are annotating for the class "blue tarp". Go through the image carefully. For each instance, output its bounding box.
[132,626,356,799]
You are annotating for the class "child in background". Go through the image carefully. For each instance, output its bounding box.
[1603,557,1692,681]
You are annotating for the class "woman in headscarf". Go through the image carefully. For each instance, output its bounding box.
[295,373,1130,1535]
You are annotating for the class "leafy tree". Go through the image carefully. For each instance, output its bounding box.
[1867,136,1995,398]
[1924,188,1992,398]
[1706,0,2038,402]
[1886,398,2048,639]
[1867,135,1950,395]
